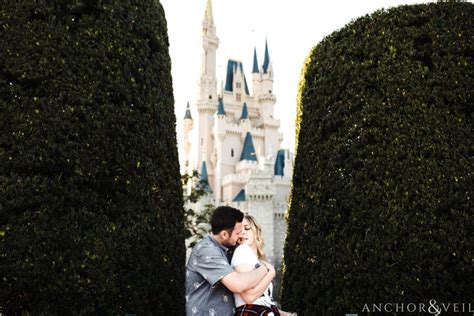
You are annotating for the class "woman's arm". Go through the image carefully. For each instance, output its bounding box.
[234,261,276,304]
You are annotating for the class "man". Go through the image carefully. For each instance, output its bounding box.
[185,206,270,315]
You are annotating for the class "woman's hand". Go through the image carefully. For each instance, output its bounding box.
[260,260,276,279]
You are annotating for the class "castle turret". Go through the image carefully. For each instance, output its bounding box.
[184,102,193,138]
[236,132,259,177]
[240,132,257,162]
[183,102,194,195]
[198,160,212,193]
[262,39,271,75]
[252,47,260,97]
[213,98,226,201]
[183,102,193,168]
[259,39,276,119]
[239,102,251,134]
[215,97,226,140]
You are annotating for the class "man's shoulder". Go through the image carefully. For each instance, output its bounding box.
[193,236,222,255]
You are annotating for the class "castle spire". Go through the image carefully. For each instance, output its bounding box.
[263,38,270,74]
[240,132,257,161]
[240,102,249,120]
[217,97,226,115]
[204,0,214,25]
[184,102,192,120]
[252,47,259,73]
[198,161,212,192]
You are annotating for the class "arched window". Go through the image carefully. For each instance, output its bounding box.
[231,149,234,157]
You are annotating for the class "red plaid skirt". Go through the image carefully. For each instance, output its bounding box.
[235,304,280,315]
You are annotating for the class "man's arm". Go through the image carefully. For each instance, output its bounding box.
[220,264,268,294]
[234,261,275,304]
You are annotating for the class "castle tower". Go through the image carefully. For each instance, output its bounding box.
[200,0,219,101]
[196,0,219,184]
[183,102,194,195]
[260,39,275,120]
[183,0,294,267]
[213,97,226,201]
[252,47,260,97]
[252,39,280,158]
[183,102,193,167]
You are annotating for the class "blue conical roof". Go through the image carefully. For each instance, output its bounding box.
[274,149,285,176]
[252,47,259,73]
[184,102,192,119]
[217,98,226,115]
[240,132,257,161]
[240,103,249,120]
[263,39,270,74]
[232,189,246,202]
[198,161,212,192]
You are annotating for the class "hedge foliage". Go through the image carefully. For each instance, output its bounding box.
[282,3,473,314]
[0,1,184,314]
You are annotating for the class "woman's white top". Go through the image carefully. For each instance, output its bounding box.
[231,244,275,307]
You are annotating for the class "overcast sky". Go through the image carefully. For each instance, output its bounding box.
[161,0,431,164]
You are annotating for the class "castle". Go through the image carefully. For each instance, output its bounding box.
[182,0,293,266]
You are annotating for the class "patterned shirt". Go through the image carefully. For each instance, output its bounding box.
[185,235,235,315]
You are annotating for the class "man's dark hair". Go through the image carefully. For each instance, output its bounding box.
[211,206,244,234]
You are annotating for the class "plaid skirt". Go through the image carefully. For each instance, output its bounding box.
[235,304,280,316]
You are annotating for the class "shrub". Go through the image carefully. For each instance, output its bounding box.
[282,2,473,314]
[0,1,184,314]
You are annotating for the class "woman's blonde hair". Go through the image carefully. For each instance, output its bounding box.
[244,215,266,261]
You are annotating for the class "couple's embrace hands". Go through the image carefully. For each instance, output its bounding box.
[260,260,276,278]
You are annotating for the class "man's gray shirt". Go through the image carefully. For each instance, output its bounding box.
[185,235,235,316]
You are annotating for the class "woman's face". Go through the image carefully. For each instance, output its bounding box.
[241,218,255,246]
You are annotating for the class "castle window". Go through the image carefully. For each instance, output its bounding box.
[236,93,241,102]
[209,95,212,99]
[231,149,234,157]
[201,138,203,146]
[236,82,241,89]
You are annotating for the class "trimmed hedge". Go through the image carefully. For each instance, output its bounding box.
[0,1,184,314]
[282,3,473,314]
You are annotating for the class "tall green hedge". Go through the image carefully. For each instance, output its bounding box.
[282,3,473,314]
[0,1,184,314]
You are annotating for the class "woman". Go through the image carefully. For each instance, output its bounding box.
[231,214,296,316]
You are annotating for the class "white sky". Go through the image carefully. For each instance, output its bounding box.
[161,0,428,165]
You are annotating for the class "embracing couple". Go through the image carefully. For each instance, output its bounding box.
[185,206,296,316]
